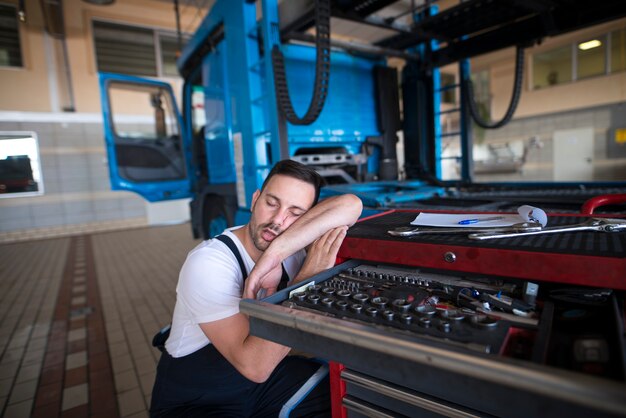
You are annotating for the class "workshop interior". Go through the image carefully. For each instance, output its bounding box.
[1,0,626,417]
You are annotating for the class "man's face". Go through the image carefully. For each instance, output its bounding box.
[248,174,316,252]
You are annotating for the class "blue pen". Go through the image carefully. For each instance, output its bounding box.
[458,216,504,225]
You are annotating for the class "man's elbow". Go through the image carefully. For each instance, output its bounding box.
[340,194,363,225]
[239,363,273,383]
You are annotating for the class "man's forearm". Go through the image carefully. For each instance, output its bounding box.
[243,194,362,299]
[268,194,362,260]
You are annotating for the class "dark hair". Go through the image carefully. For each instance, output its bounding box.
[261,159,325,205]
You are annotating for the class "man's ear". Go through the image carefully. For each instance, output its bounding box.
[251,189,261,208]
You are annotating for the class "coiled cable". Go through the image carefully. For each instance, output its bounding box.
[272,0,331,125]
[463,46,525,129]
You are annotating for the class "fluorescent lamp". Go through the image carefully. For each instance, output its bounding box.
[578,39,602,50]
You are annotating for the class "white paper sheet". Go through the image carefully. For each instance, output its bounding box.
[410,205,548,228]
[410,213,524,227]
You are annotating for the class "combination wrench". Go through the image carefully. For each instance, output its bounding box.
[468,218,626,240]
[388,222,542,237]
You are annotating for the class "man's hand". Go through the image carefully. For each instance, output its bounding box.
[294,226,347,283]
[242,252,283,299]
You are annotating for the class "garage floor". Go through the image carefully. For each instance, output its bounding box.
[0,223,199,418]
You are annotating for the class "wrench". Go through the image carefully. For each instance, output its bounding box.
[469,218,626,240]
[388,222,542,237]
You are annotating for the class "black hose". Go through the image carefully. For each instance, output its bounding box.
[463,46,525,129]
[272,0,331,125]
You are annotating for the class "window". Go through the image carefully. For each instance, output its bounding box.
[0,4,23,67]
[577,35,606,79]
[533,45,572,89]
[471,70,490,108]
[611,28,626,73]
[0,132,44,198]
[470,69,490,144]
[159,35,182,77]
[533,26,626,89]
[94,21,156,76]
[93,20,185,78]
[108,82,180,140]
[440,73,457,104]
[107,82,186,182]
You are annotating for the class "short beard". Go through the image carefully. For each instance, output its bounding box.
[250,222,282,252]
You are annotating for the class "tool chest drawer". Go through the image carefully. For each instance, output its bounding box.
[341,369,485,418]
[339,210,626,290]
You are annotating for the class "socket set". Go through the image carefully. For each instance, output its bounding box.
[281,264,523,354]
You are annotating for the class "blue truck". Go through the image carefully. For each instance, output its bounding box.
[99,0,626,238]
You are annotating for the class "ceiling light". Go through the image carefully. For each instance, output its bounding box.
[578,39,602,50]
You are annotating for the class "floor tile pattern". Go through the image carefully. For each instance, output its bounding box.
[29,235,118,418]
[0,237,68,417]
[0,224,198,417]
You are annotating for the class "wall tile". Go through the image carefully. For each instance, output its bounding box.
[31,203,64,217]
[22,122,55,135]
[64,213,98,225]
[59,178,92,193]
[53,122,84,137]
[0,217,34,232]
[32,214,66,228]
[57,133,89,149]
[0,205,33,220]
[35,132,55,149]
[62,200,94,216]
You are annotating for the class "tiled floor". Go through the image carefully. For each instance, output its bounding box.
[0,223,199,417]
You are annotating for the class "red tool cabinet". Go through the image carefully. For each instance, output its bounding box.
[241,210,626,417]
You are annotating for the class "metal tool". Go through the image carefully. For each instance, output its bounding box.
[387,222,542,237]
[469,218,626,240]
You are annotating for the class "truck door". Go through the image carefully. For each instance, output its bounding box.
[99,73,191,201]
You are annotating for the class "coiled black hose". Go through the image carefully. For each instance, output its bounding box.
[272,0,331,125]
[463,46,525,129]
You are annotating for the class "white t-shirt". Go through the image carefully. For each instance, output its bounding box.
[165,228,306,357]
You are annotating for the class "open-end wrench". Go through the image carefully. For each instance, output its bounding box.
[469,218,626,240]
[388,222,542,237]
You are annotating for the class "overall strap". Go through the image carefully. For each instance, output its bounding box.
[278,265,290,290]
[215,235,248,281]
[215,234,290,289]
